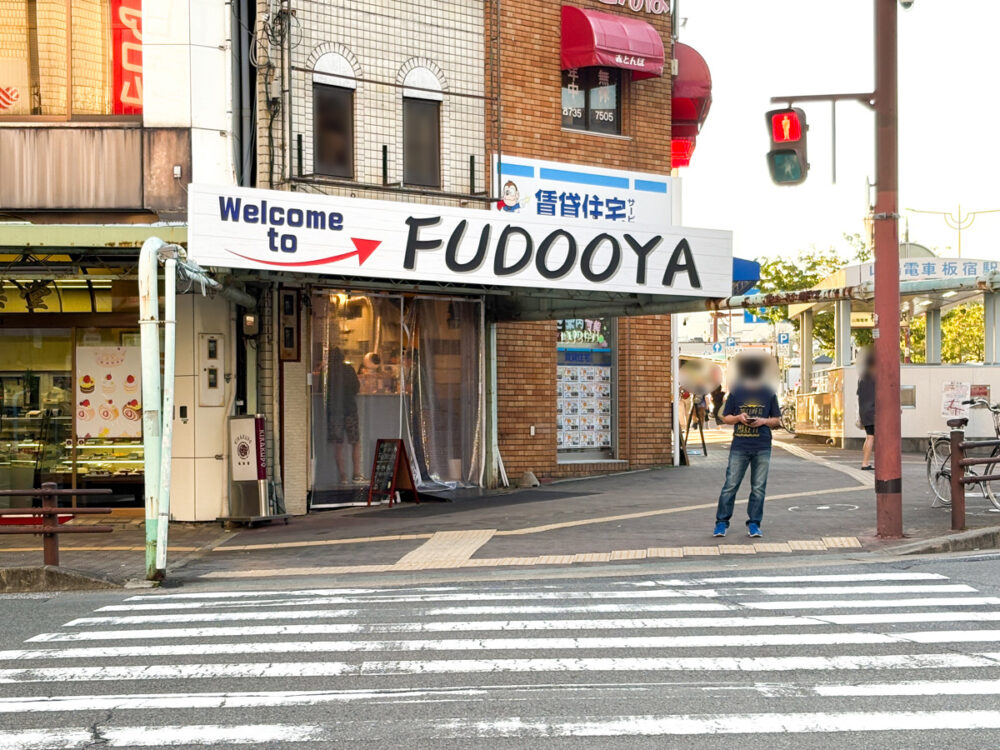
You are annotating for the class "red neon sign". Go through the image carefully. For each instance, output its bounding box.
[111,0,143,115]
[770,110,801,143]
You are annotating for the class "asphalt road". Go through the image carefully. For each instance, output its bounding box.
[4,555,1000,748]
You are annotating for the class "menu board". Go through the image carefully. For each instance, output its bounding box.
[366,438,418,506]
[556,364,612,449]
[75,347,142,439]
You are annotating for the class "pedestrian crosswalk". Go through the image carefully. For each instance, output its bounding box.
[5,568,1000,747]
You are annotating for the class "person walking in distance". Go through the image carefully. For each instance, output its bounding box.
[857,349,876,471]
[713,355,781,538]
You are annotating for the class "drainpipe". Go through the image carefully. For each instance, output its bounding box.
[138,237,164,580]
[155,256,176,574]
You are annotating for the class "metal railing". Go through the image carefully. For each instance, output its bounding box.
[0,483,114,566]
[948,418,1000,530]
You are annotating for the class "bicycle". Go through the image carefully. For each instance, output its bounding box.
[926,398,1000,510]
[780,397,796,433]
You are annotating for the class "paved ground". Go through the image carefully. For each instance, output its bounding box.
[1,430,997,584]
[4,555,1000,747]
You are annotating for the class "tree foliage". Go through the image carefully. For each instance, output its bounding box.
[906,303,983,364]
[755,235,872,356]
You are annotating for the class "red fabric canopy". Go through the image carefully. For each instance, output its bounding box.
[560,6,665,80]
[671,42,712,138]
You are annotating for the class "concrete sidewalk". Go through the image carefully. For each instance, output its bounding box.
[2,430,996,585]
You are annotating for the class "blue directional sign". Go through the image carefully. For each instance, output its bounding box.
[744,310,767,324]
[711,342,724,354]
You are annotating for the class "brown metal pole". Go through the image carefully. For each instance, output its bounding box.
[40,481,59,567]
[873,0,903,538]
[949,428,965,531]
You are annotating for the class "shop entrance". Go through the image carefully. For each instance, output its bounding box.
[309,291,483,507]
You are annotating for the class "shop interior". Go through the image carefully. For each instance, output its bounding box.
[309,290,484,507]
[0,277,144,509]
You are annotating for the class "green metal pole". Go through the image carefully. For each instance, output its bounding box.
[139,238,163,580]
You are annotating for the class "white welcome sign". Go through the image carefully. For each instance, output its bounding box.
[188,184,732,298]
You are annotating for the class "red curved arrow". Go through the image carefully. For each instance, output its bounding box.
[227,238,380,268]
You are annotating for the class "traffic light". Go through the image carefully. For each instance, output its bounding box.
[765,107,808,185]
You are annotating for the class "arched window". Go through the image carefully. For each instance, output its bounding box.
[402,67,442,188]
[313,52,356,178]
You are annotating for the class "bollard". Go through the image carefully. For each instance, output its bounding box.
[949,428,965,531]
[40,481,59,566]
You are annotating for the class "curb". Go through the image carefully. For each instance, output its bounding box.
[0,566,120,593]
[889,525,1000,556]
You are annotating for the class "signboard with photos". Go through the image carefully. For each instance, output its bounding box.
[557,318,613,450]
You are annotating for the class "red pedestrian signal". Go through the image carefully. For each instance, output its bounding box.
[770,110,802,143]
[765,107,808,185]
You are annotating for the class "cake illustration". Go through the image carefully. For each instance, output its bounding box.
[95,349,126,368]
[99,400,120,421]
[77,399,95,422]
[122,399,141,421]
[123,374,138,393]
[102,373,115,394]
[79,375,95,394]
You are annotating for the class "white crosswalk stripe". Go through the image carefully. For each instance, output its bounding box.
[5,569,1000,746]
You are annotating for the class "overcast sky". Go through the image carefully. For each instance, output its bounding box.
[678,0,1000,263]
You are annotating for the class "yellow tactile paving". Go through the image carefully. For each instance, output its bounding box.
[536,555,576,565]
[573,552,612,563]
[218,533,434,552]
[610,549,647,561]
[0,546,198,553]
[753,542,793,553]
[788,539,828,551]
[199,534,866,578]
[647,547,684,558]
[393,529,496,568]
[822,536,863,549]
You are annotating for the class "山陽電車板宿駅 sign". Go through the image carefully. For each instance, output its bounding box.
[187,184,732,298]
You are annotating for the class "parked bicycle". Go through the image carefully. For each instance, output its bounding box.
[926,398,1000,509]
[780,396,797,433]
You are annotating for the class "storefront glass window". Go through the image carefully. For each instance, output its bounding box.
[0,0,142,119]
[0,329,72,497]
[561,67,621,135]
[309,292,482,507]
[556,318,616,459]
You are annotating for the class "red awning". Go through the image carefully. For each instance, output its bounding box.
[561,6,665,80]
[671,42,712,138]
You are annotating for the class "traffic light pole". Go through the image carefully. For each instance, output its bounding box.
[872,0,903,537]
[768,0,903,537]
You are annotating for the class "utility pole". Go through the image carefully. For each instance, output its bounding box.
[872,0,902,538]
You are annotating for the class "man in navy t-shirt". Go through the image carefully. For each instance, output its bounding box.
[712,361,781,539]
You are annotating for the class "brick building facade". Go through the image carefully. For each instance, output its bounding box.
[487,0,677,480]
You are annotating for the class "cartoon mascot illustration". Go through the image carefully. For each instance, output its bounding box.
[496,180,531,212]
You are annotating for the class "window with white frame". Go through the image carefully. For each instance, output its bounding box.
[402,67,441,188]
[313,52,355,178]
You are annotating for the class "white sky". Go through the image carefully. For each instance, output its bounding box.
[678,0,1000,263]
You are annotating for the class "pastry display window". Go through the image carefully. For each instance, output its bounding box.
[0,326,143,508]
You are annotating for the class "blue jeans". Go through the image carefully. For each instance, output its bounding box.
[715,449,771,527]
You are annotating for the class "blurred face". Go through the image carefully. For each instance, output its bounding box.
[729,354,777,390]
